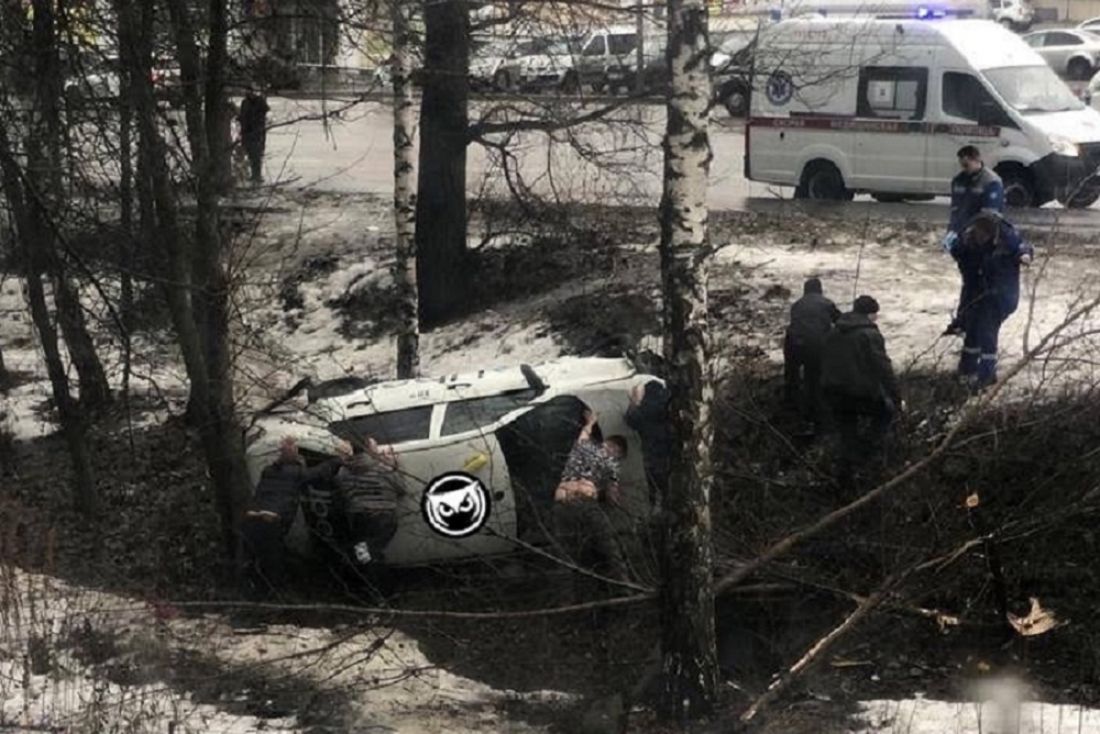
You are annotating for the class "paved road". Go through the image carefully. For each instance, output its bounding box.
[264,96,1100,231]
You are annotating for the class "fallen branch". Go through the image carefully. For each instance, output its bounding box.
[740,574,902,723]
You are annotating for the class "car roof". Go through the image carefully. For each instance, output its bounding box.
[315,356,638,416]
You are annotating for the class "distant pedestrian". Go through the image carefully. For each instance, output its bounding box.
[783,277,841,429]
[943,146,1004,335]
[238,90,270,184]
[955,213,1032,390]
[243,436,341,595]
[820,296,902,487]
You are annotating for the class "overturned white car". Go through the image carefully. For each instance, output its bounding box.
[244,357,660,567]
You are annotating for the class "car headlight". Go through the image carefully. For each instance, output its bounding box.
[1049,134,1080,157]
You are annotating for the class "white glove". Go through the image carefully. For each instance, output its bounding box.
[941,231,958,253]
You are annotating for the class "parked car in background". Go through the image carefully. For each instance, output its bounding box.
[65,54,182,107]
[1023,28,1100,79]
[575,26,666,94]
[470,37,531,91]
[1078,16,1100,32]
[500,36,583,93]
[710,33,755,117]
[245,358,658,567]
[990,0,1034,31]
[1084,67,1100,110]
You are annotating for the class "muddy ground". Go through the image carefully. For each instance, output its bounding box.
[5,189,1100,732]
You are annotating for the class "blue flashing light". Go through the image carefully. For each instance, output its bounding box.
[915,6,948,18]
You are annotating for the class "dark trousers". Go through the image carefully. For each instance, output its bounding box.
[552,499,626,598]
[243,134,265,182]
[954,262,981,327]
[959,297,1007,386]
[784,336,822,424]
[825,392,895,483]
[242,518,288,593]
[348,510,398,562]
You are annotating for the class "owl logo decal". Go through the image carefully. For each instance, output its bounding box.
[421,472,491,538]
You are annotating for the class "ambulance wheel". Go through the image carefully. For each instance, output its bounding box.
[996,165,1037,208]
[797,161,853,201]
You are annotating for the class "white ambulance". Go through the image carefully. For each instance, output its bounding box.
[745,18,1100,208]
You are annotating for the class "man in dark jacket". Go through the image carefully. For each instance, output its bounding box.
[820,295,901,484]
[956,213,1033,389]
[238,90,270,184]
[243,436,342,593]
[333,437,404,565]
[784,277,841,426]
[944,146,1005,335]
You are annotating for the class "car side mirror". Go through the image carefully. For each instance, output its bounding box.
[977,101,1000,128]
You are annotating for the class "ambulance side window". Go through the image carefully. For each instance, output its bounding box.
[330,406,433,446]
[857,66,927,120]
[942,72,1014,127]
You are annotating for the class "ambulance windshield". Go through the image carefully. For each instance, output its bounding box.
[985,65,1084,114]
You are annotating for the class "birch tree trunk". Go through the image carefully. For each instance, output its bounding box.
[657,0,720,721]
[392,0,419,378]
[414,0,469,327]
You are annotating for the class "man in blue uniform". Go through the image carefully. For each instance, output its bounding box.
[954,213,1033,389]
[943,146,1004,335]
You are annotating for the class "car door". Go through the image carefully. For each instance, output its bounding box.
[851,65,932,193]
[386,428,517,565]
[578,33,607,84]
[926,70,1016,194]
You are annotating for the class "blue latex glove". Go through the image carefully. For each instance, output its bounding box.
[941,230,958,253]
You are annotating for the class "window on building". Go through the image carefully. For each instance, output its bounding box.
[857,66,927,120]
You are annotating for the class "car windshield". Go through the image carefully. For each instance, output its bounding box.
[984,65,1084,113]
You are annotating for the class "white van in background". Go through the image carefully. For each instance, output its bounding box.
[745,18,1100,208]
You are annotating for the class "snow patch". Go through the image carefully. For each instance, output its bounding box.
[854,696,1100,734]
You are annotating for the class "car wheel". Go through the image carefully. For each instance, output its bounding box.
[998,17,1015,30]
[721,83,749,117]
[560,71,580,94]
[997,165,1037,208]
[592,73,611,94]
[1069,57,1093,81]
[796,161,853,201]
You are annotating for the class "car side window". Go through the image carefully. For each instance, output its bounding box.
[1024,33,1045,47]
[857,66,927,120]
[608,34,637,56]
[330,406,433,446]
[583,36,606,56]
[1047,32,1082,46]
[942,72,1015,127]
[440,390,539,437]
